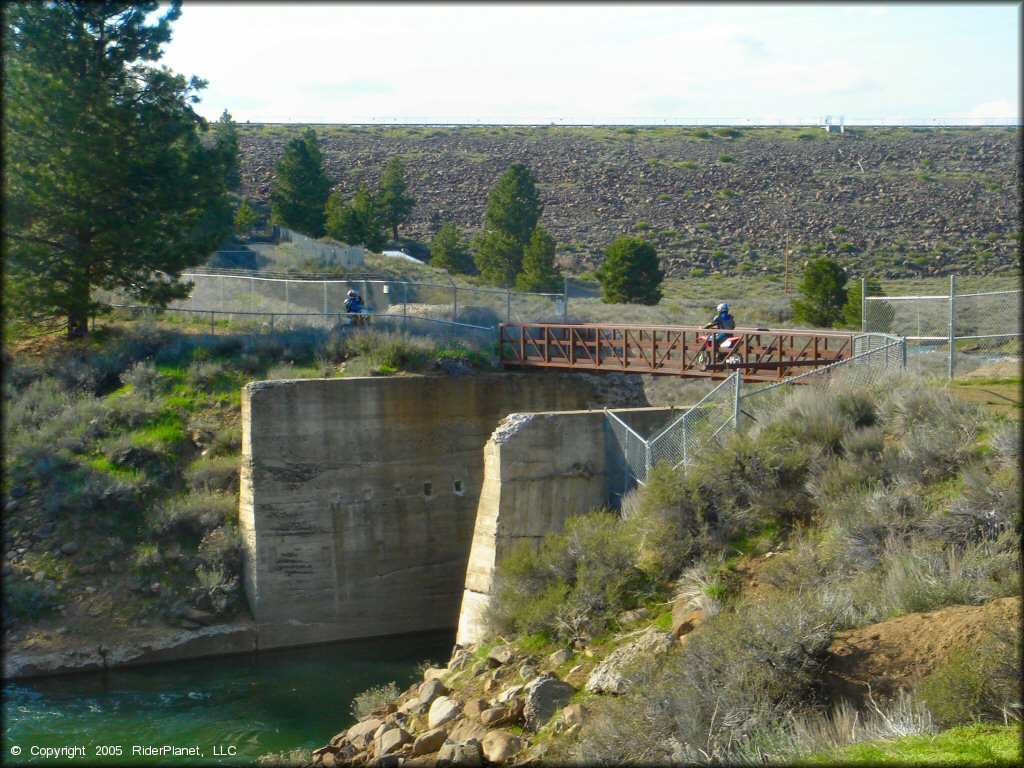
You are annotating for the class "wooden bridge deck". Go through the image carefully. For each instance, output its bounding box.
[499,323,856,382]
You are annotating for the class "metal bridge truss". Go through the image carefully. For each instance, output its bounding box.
[499,323,856,382]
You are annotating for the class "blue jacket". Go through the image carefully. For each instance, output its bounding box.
[710,311,735,330]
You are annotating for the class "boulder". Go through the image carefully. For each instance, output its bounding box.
[496,684,522,703]
[463,697,489,719]
[449,717,488,743]
[423,666,448,682]
[411,728,447,756]
[548,648,572,667]
[481,731,523,764]
[373,726,409,757]
[418,678,447,705]
[428,695,462,729]
[486,644,516,668]
[437,738,483,768]
[585,630,677,694]
[479,706,510,726]
[523,676,576,732]
[345,717,383,750]
[60,541,80,556]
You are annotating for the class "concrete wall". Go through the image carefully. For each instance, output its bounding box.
[240,373,641,650]
[456,407,675,645]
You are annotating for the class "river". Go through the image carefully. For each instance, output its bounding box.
[2,630,454,765]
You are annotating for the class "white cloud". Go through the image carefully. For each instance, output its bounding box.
[965,100,1018,120]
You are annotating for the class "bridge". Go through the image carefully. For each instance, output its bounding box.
[499,323,857,382]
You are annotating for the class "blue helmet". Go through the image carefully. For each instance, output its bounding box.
[717,303,729,313]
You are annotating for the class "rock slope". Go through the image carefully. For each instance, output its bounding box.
[238,125,1020,278]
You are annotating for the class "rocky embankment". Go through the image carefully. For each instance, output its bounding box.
[238,125,1020,278]
[309,587,1019,767]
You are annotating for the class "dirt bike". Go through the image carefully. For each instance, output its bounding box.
[343,307,374,326]
[695,329,743,369]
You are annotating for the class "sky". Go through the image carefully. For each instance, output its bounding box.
[157,2,1021,125]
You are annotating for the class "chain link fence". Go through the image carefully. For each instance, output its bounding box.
[863,277,1022,378]
[176,271,566,327]
[604,335,907,501]
[108,304,498,353]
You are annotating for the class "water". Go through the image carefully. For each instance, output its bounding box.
[3,630,454,765]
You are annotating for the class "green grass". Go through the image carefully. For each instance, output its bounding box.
[801,723,1021,765]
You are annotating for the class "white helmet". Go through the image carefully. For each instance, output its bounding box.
[347,289,357,298]
[717,303,729,313]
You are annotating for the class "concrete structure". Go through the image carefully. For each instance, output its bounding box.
[240,373,643,649]
[455,407,674,645]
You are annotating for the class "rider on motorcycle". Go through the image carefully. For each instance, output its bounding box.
[344,289,364,315]
[703,303,735,344]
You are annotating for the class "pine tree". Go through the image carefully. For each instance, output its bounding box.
[324,184,385,252]
[474,230,523,288]
[234,200,257,238]
[214,109,241,191]
[376,156,416,240]
[270,127,330,237]
[475,163,544,287]
[430,221,473,274]
[3,1,232,337]
[516,226,562,292]
[842,276,883,329]
[792,257,849,327]
[595,237,665,305]
[484,163,543,246]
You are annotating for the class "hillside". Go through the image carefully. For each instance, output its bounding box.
[237,125,1021,279]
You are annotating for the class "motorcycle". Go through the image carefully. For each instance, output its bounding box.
[343,307,374,326]
[695,329,743,369]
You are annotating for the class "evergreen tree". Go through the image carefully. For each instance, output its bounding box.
[475,163,544,287]
[325,190,359,244]
[842,276,883,329]
[324,184,385,252]
[376,156,416,240]
[484,163,543,246]
[351,183,386,252]
[270,127,330,237]
[516,226,562,292]
[474,230,523,288]
[234,200,257,238]
[430,220,473,274]
[792,257,849,327]
[595,237,664,305]
[213,109,241,191]
[3,1,232,338]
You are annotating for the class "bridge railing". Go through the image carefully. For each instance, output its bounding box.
[500,323,856,382]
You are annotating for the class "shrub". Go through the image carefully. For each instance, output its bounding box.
[484,510,653,642]
[120,360,160,397]
[196,524,242,574]
[575,589,839,764]
[350,681,400,720]
[185,455,240,493]
[190,566,239,613]
[917,617,1022,728]
[3,581,57,622]
[132,542,162,573]
[152,489,237,541]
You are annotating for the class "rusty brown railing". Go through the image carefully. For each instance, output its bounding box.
[499,323,856,382]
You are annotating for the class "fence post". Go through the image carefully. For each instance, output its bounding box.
[948,274,956,379]
[861,277,867,333]
[733,371,742,430]
[402,282,408,333]
[453,285,458,322]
